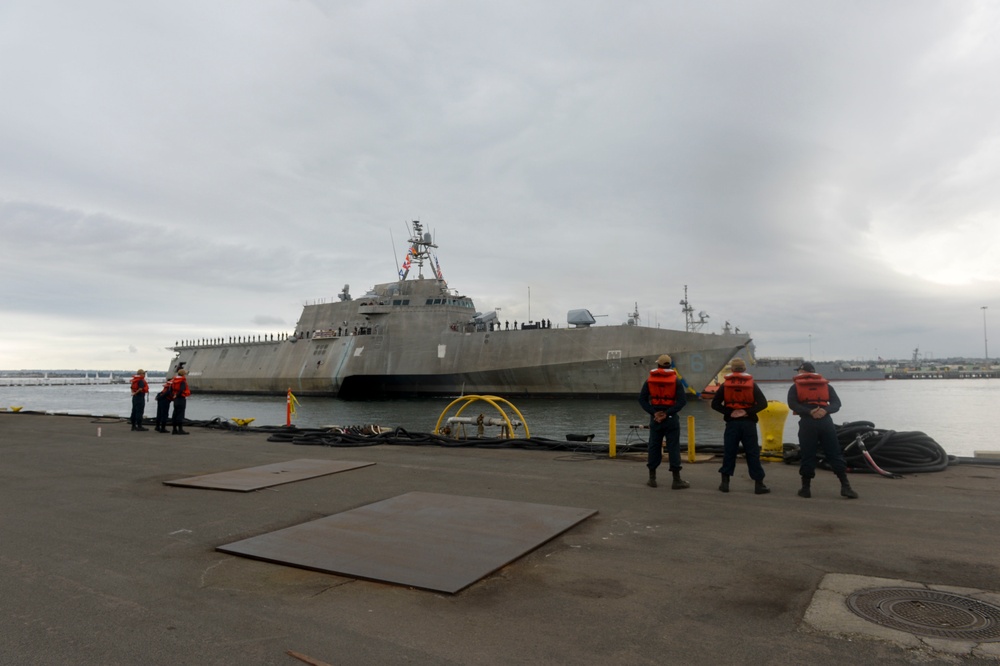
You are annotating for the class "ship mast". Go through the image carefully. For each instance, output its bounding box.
[398,220,443,282]
[680,285,709,332]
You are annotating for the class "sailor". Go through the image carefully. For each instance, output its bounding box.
[710,358,769,494]
[129,369,149,431]
[638,354,688,489]
[154,377,174,433]
[170,369,192,435]
[787,362,858,499]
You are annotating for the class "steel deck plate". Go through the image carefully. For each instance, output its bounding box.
[164,459,374,492]
[217,491,597,593]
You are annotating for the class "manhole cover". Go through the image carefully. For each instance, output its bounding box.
[847,587,1000,642]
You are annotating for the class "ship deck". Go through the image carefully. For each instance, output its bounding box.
[4,413,1000,664]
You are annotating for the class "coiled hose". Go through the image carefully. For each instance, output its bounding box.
[781,420,948,475]
[832,421,950,474]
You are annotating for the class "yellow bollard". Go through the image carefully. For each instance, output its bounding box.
[687,415,696,463]
[758,401,789,462]
[609,414,617,458]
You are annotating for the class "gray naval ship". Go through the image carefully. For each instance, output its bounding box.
[168,222,751,399]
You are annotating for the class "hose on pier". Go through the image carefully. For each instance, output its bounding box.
[799,421,952,475]
[264,424,635,454]
[834,421,950,474]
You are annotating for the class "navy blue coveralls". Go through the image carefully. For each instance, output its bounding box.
[638,375,687,473]
[711,375,769,480]
[787,380,846,478]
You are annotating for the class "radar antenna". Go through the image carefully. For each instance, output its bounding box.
[398,220,442,282]
[680,285,709,332]
[627,303,641,327]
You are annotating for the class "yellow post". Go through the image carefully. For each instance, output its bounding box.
[687,415,696,463]
[609,414,617,458]
[758,401,789,462]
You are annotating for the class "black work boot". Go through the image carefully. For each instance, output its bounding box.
[647,470,657,488]
[718,474,730,493]
[797,478,811,498]
[754,480,770,495]
[671,470,690,490]
[837,473,859,499]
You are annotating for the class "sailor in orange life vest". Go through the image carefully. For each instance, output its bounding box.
[786,362,858,499]
[638,354,689,489]
[170,369,192,435]
[129,369,149,431]
[710,358,770,494]
[154,377,174,433]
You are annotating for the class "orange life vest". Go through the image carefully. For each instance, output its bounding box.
[157,382,174,400]
[722,372,755,409]
[171,376,191,399]
[130,375,148,394]
[794,372,829,406]
[647,368,678,406]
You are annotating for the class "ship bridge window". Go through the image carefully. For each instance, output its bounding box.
[392,299,410,306]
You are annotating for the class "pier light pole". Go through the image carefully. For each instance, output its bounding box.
[982,306,989,363]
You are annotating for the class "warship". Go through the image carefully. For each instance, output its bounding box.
[168,222,751,399]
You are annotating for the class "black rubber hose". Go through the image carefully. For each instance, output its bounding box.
[827,422,950,474]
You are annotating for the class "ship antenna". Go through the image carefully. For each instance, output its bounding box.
[679,285,709,332]
[390,227,401,277]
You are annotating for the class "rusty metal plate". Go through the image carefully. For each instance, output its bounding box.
[164,459,374,492]
[217,491,597,593]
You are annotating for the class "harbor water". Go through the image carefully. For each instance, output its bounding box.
[1,379,995,458]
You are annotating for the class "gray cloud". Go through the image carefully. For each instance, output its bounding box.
[0,0,998,370]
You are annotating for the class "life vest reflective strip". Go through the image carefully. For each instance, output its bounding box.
[722,372,755,409]
[647,368,678,406]
[794,372,830,406]
[130,376,147,393]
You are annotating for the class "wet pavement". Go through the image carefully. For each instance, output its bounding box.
[3,412,1000,665]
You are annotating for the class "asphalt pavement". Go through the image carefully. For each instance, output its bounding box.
[3,412,1000,665]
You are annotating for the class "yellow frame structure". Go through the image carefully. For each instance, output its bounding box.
[433,395,530,439]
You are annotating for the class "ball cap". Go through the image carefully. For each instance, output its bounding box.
[656,354,672,367]
[797,362,816,373]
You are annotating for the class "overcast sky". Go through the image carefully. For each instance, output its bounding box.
[2,0,998,370]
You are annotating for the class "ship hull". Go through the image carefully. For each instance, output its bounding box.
[172,327,749,399]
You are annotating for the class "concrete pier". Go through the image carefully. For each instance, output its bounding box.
[3,412,1000,665]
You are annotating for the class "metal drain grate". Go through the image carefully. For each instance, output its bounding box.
[846,587,1000,642]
